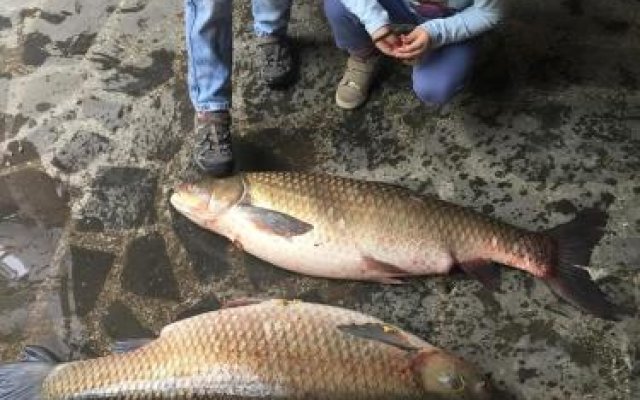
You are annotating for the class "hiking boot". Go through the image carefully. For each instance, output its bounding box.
[193,111,234,176]
[256,35,294,88]
[336,54,380,110]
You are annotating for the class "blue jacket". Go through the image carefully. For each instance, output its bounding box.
[338,0,503,48]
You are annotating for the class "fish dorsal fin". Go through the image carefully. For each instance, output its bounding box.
[111,339,154,354]
[18,345,61,363]
[159,299,271,337]
[337,323,419,352]
[236,205,313,238]
[160,321,182,337]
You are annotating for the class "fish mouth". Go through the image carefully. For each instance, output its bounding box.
[170,184,211,215]
[169,191,190,215]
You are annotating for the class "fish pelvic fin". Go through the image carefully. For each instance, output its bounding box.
[0,346,59,400]
[543,208,620,320]
[362,256,411,284]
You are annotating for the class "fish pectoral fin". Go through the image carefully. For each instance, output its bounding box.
[237,205,313,238]
[337,323,419,352]
[458,260,502,291]
[18,345,61,363]
[362,256,411,283]
[111,338,154,354]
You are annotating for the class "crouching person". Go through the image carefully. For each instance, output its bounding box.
[324,0,503,109]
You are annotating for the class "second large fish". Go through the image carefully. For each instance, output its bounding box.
[171,172,618,319]
[0,299,491,399]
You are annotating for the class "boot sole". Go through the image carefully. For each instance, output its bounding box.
[193,157,235,177]
[336,92,367,110]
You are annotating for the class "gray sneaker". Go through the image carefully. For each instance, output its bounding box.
[256,35,294,88]
[336,55,380,110]
[193,111,234,176]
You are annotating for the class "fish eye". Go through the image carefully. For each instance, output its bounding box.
[437,373,465,391]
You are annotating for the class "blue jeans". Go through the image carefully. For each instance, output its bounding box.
[185,0,293,112]
[324,0,477,105]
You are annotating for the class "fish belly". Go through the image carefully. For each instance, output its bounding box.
[219,211,455,282]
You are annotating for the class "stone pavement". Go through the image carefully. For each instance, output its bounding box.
[0,0,639,399]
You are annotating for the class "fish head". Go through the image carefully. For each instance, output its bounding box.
[170,176,245,226]
[414,350,492,400]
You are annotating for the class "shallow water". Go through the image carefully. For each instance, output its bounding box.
[1,0,639,399]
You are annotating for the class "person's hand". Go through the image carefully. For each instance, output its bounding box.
[371,25,402,57]
[395,26,430,60]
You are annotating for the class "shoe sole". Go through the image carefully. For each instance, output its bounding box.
[336,92,366,110]
[193,157,235,177]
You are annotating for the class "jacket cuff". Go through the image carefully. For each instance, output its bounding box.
[364,13,391,36]
[421,20,445,48]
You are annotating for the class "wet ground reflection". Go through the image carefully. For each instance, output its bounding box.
[0,168,69,358]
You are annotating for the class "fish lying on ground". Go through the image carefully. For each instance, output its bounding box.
[171,171,619,320]
[0,299,492,399]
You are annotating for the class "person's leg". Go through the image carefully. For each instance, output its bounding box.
[323,0,386,109]
[252,0,295,87]
[324,0,375,55]
[412,39,478,105]
[324,0,416,54]
[185,0,232,112]
[324,0,418,109]
[185,0,234,175]
[252,0,293,37]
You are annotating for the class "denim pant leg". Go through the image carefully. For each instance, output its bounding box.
[185,0,232,112]
[253,0,293,37]
[323,0,417,52]
[412,39,478,105]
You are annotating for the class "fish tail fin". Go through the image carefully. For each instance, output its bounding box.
[0,345,60,400]
[0,362,53,400]
[543,208,619,320]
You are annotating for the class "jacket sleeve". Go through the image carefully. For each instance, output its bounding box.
[421,0,503,48]
[337,0,392,36]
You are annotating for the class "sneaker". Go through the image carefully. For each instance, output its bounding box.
[193,111,234,176]
[336,54,380,110]
[256,35,294,88]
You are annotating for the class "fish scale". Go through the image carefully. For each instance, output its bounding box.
[170,171,617,319]
[39,301,440,399]
[242,172,535,273]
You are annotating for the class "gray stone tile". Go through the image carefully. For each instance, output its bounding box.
[79,167,157,230]
[122,232,179,301]
[71,246,114,317]
[101,301,153,340]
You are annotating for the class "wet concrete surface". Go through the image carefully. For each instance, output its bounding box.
[0,166,69,358]
[0,0,639,399]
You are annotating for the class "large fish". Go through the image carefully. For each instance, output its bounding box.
[0,299,492,399]
[170,171,618,320]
